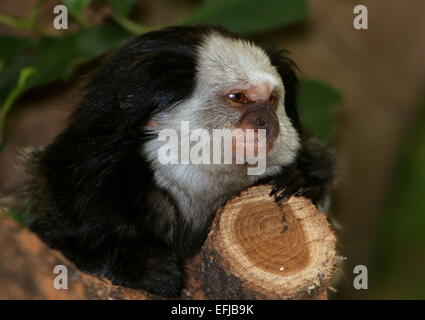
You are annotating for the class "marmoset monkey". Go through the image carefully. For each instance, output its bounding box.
[25,25,334,296]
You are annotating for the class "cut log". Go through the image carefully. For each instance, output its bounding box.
[0,185,336,299]
[185,185,337,299]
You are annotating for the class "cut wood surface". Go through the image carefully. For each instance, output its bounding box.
[0,185,336,300]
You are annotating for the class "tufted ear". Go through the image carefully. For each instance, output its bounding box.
[265,47,302,133]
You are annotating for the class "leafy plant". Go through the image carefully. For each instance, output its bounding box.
[185,0,308,34]
[63,0,91,24]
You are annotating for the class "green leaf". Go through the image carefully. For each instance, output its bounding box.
[63,0,91,20]
[0,14,33,30]
[112,14,152,35]
[24,36,78,89]
[0,25,131,137]
[72,24,132,60]
[25,24,131,90]
[0,66,35,143]
[184,0,309,34]
[298,78,342,141]
[106,0,139,17]
[0,25,131,98]
[0,54,34,101]
[0,34,36,99]
[0,35,33,60]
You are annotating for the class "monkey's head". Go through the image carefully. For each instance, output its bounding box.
[193,32,290,157]
[82,25,301,173]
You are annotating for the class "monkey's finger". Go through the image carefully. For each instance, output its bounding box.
[270,170,301,196]
[270,184,284,196]
[274,183,300,202]
[295,188,306,197]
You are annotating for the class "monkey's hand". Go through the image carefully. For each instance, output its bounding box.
[269,164,324,204]
[269,138,334,205]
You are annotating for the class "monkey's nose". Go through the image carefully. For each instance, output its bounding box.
[240,111,268,130]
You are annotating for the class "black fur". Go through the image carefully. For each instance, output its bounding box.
[264,48,335,205]
[26,25,334,297]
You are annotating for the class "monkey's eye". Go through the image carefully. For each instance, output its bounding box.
[227,92,248,104]
[269,95,278,107]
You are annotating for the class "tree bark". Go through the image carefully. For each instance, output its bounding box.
[0,185,336,300]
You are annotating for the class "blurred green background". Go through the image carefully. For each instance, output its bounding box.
[0,0,424,299]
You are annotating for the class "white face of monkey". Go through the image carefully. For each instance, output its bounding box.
[194,32,300,166]
[144,31,300,174]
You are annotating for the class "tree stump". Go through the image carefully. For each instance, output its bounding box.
[184,185,337,300]
[0,185,336,299]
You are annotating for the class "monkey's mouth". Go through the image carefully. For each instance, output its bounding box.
[232,129,278,156]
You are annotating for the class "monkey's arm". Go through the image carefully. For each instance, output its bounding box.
[268,137,335,205]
